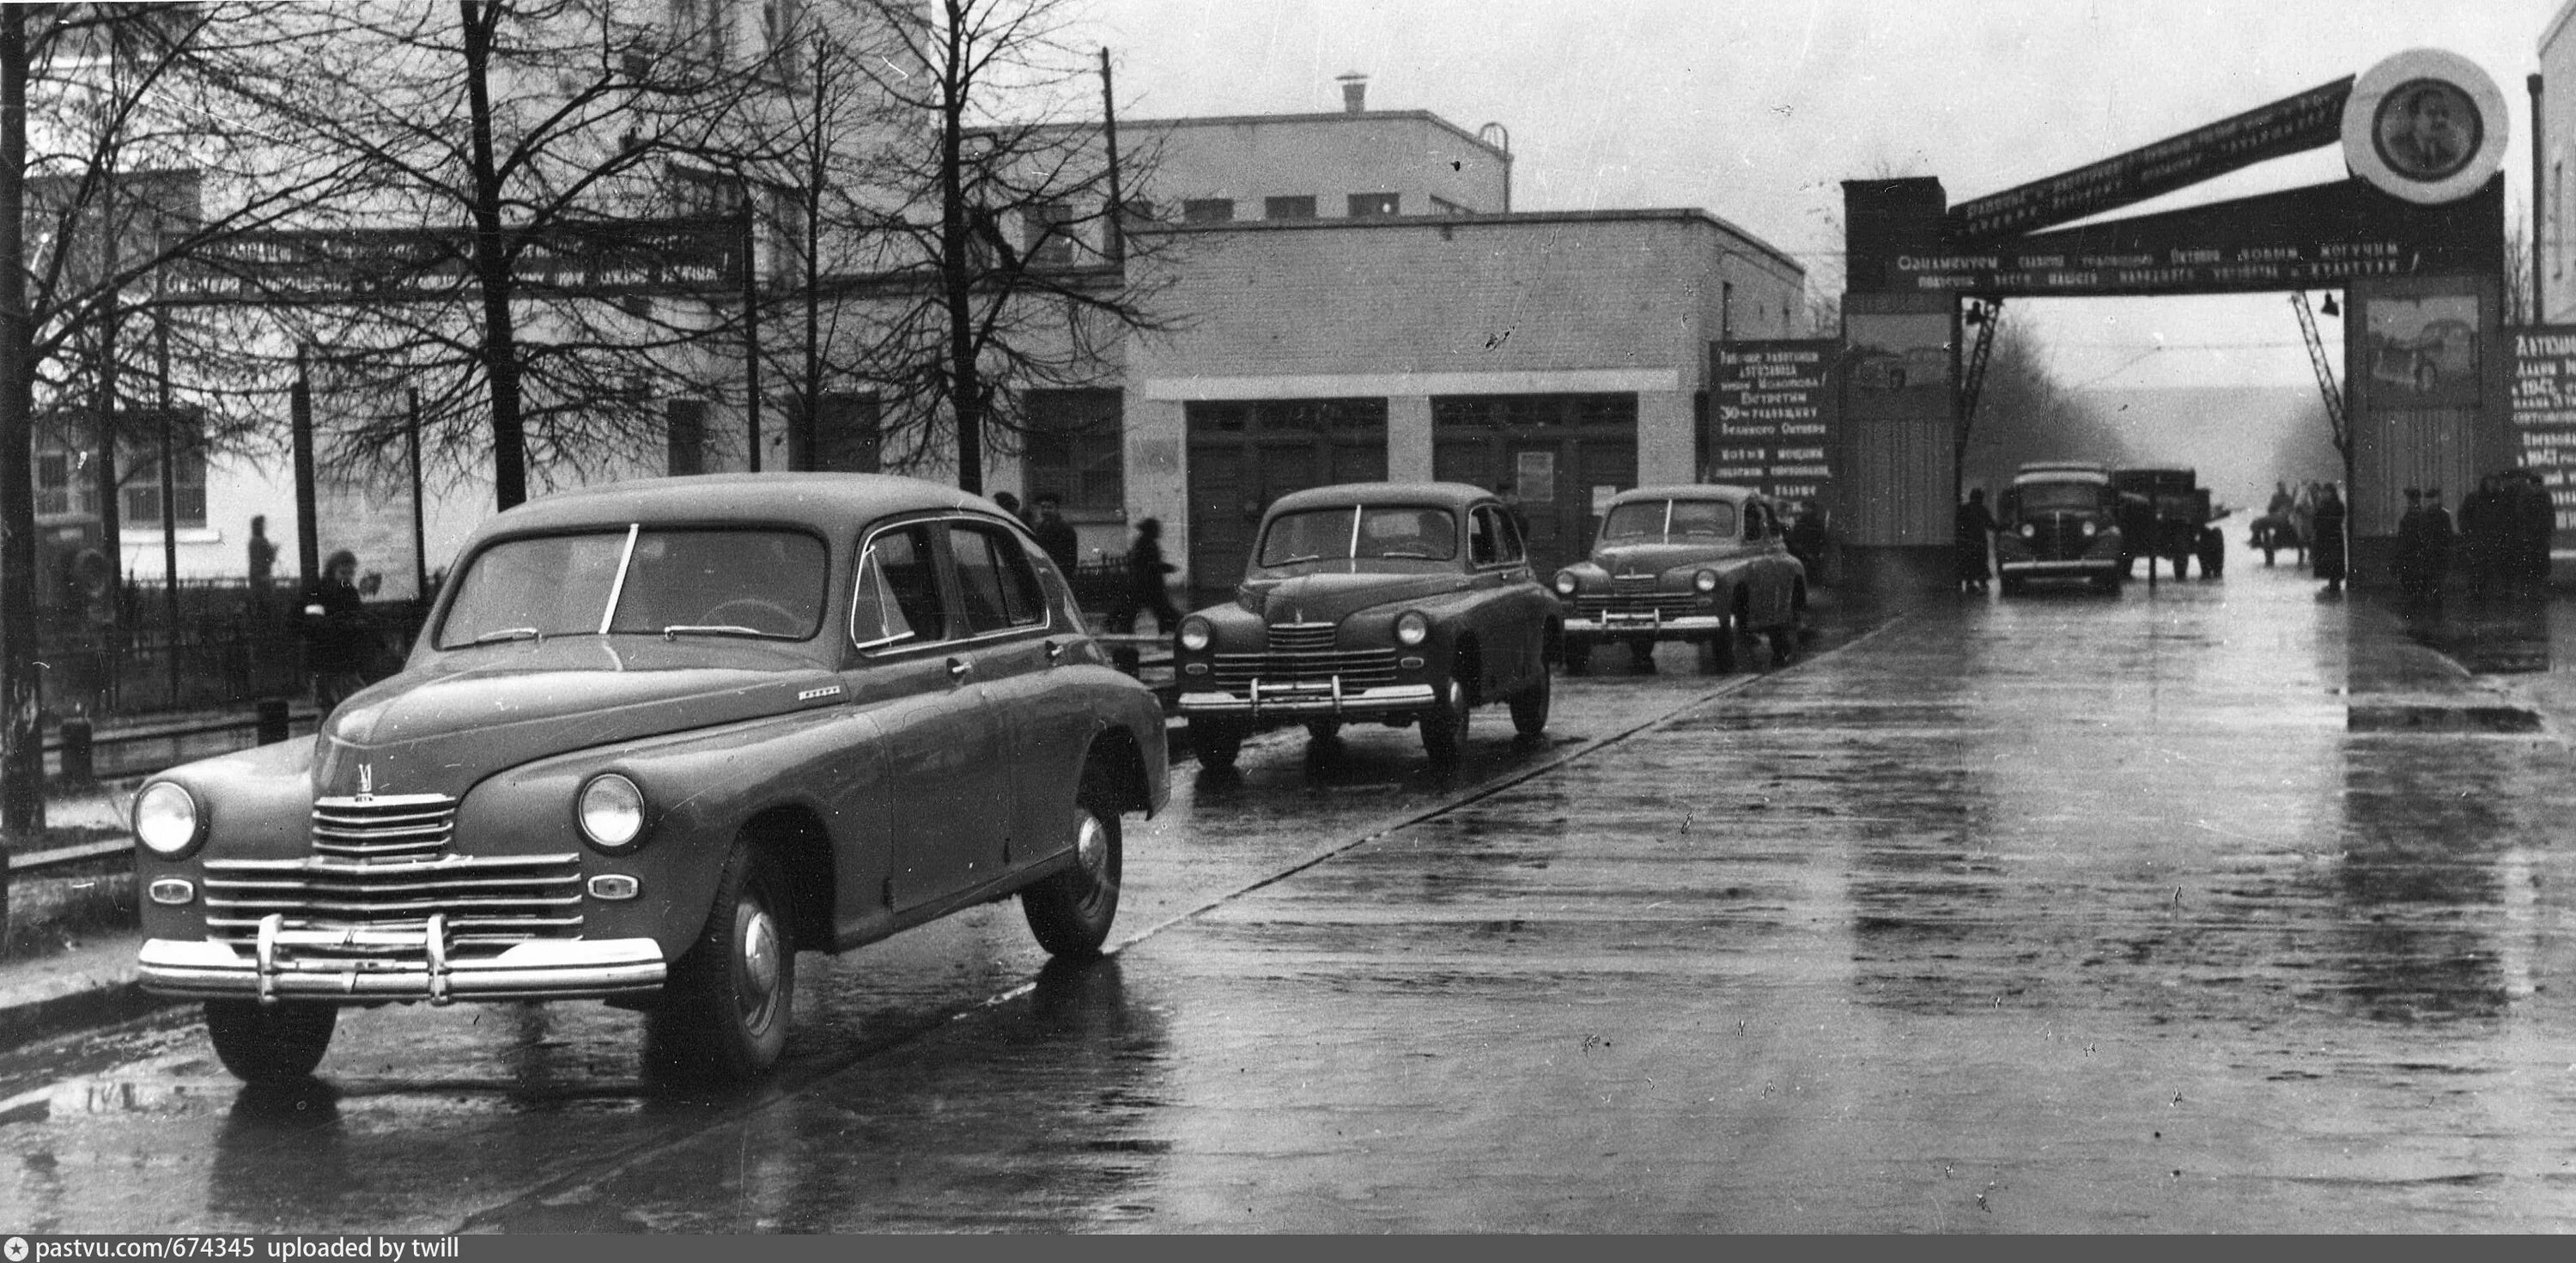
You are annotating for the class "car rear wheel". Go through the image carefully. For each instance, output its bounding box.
[1022,792,1121,958]
[204,999,337,1084]
[647,841,793,1084]
[1419,677,1470,767]
[1189,720,1243,769]
[1508,663,1551,738]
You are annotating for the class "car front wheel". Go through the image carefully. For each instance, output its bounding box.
[1189,720,1244,769]
[1022,792,1121,958]
[1419,677,1470,766]
[647,841,794,1084]
[204,999,337,1084]
[1509,661,1551,738]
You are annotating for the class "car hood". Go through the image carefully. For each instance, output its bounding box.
[1248,570,1469,625]
[312,636,841,798]
[1589,542,1732,579]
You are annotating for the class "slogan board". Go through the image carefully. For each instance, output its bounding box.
[1710,340,1837,504]
[2509,326,2576,538]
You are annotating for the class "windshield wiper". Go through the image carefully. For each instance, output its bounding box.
[470,627,543,646]
[660,624,763,640]
[1264,553,1327,566]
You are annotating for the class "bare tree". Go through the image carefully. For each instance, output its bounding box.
[252,0,800,509]
[810,0,1170,493]
[1958,316,2131,496]
[0,3,381,924]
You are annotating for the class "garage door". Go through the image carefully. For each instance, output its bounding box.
[1185,398,1388,600]
[1431,394,1639,580]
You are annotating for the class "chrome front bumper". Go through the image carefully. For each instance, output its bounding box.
[1563,613,1725,638]
[1177,681,1437,718]
[139,914,665,1004]
[1999,558,2118,575]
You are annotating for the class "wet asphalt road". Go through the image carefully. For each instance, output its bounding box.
[9,562,2576,1232]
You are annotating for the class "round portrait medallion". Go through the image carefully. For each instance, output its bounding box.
[2372,77,2481,183]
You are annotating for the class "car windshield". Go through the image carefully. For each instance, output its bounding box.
[436,527,829,648]
[1257,506,1458,567]
[2013,483,2104,514]
[1601,499,1735,542]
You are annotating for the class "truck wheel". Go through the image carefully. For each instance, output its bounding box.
[1021,788,1121,958]
[1419,677,1470,767]
[204,999,337,1084]
[647,841,794,1084]
[1189,720,1243,770]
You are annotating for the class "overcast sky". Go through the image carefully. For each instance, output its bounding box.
[1084,0,2560,392]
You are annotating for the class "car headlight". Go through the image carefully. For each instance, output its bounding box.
[1394,610,1431,646]
[1553,570,1577,596]
[577,773,647,853]
[1178,616,1212,652]
[1692,570,1719,593]
[2081,520,2098,537]
[2019,522,2037,538]
[133,781,204,859]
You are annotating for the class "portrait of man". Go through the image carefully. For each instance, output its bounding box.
[2374,78,2480,181]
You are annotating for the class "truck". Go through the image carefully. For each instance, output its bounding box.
[2110,467,2227,580]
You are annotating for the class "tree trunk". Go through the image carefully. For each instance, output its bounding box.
[0,4,39,927]
[939,6,981,494]
[460,0,526,510]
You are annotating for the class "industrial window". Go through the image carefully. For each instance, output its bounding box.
[1022,389,1123,516]
[120,446,208,530]
[1348,192,1400,218]
[666,399,707,476]
[1182,198,1235,223]
[1024,200,1078,267]
[1263,195,1316,220]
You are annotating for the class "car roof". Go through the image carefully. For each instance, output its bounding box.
[473,473,1003,538]
[1609,484,1762,505]
[2013,466,2110,485]
[1265,482,1494,514]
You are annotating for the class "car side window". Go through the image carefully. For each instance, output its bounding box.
[951,521,1049,634]
[851,523,950,650]
[1468,507,1499,566]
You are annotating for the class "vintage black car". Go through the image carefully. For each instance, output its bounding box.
[133,474,1169,1084]
[1996,462,2126,592]
[1172,482,1558,768]
[1552,484,1807,673]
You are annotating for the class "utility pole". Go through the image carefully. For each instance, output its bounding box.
[291,344,318,591]
[407,387,427,605]
[1099,47,1124,264]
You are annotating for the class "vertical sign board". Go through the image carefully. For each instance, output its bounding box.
[2510,326,2576,544]
[1710,340,1838,506]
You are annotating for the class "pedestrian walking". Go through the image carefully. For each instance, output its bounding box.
[2423,486,2455,601]
[303,549,374,712]
[1031,493,1081,578]
[2293,482,2318,568]
[2312,483,2348,594]
[1111,517,1181,635]
[245,515,277,616]
[1955,488,1997,591]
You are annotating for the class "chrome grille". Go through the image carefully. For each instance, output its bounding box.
[1576,588,1702,619]
[202,854,583,949]
[312,792,456,861]
[2020,513,2099,561]
[1264,622,1338,653]
[1210,647,1401,692]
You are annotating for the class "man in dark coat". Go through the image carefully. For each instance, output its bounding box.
[302,549,374,711]
[2395,487,2427,599]
[2515,471,2555,594]
[1031,493,1081,577]
[2312,483,2348,593]
[1955,489,1997,591]
[2423,487,2456,601]
[1111,517,1181,635]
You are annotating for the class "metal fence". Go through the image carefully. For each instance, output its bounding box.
[36,578,423,718]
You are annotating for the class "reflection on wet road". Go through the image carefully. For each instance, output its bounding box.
[13,569,2576,1230]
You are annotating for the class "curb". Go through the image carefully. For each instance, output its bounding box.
[0,937,174,1056]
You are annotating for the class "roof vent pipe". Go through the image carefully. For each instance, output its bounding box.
[1336,72,1367,113]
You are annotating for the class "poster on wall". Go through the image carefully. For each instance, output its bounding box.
[1710,339,1839,507]
[2367,294,2481,408]
[2508,326,2576,547]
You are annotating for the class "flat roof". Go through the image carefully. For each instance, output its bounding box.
[1135,207,1804,282]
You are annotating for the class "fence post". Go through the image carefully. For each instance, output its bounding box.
[257,698,289,745]
[59,714,94,784]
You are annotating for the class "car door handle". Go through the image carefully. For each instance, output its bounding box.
[946,657,972,683]
[1045,639,1066,664]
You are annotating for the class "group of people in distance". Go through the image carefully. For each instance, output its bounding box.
[2259,480,2349,593]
